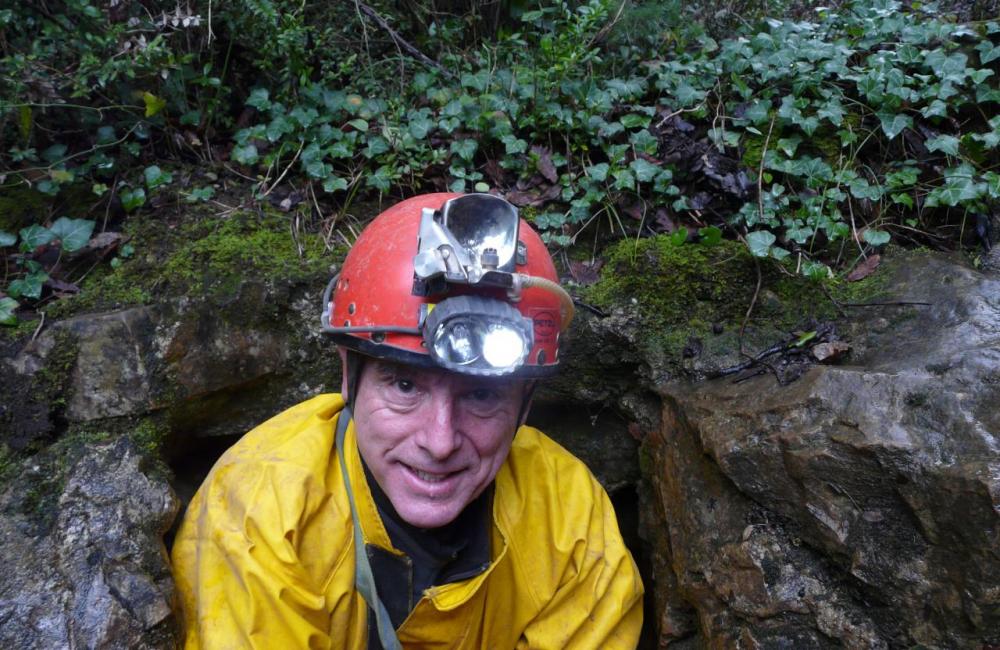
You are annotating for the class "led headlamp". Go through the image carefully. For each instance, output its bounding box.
[423,295,533,376]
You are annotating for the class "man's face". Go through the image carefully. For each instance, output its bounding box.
[349,358,526,529]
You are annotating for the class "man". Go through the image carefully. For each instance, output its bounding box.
[171,193,643,649]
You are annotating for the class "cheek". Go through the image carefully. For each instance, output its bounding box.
[461,414,518,459]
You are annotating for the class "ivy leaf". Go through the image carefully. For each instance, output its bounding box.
[461,70,489,92]
[50,217,95,252]
[305,160,330,179]
[143,92,167,117]
[8,270,49,300]
[629,158,660,183]
[409,117,434,140]
[612,168,636,191]
[42,144,68,164]
[863,229,891,247]
[120,187,146,212]
[673,82,704,106]
[985,172,1000,198]
[0,297,18,326]
[743,101,770,124]
[266,115,294,142]
[450,139,478,162]
[699,226,722,246]
[231,144,259,165]
[246,88,271,111]
[924,134,960,156]
[786,226,813,244]
[19,225,55,251]
[620,113,650,129]
[290,106,319,128]
[817,97,844,126]
[598,121,624,138]
[322,175,349,193]
[346,118,369,133]
[777,136,802,157]
[746,230,776,257]
[501,134,527,154]
[586,163,610,182]
[0,230,16,247]
[802,261,829,279]
[366,166,394,192]
[363,136,390,158]
[667,227,688,246]
[186,187,215,202]
[891,192,914,208]
[978,41,1000,64]
[920,99,949,119]
[144,165,172,190]
[877,112,912,140]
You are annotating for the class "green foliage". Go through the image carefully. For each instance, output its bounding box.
[3,0,1000,329]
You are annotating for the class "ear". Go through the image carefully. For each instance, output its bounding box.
[338,347,351,402]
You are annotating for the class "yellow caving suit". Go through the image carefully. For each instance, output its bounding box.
[171,394,643,649]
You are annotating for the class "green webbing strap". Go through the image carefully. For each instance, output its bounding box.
[335,408,404,650]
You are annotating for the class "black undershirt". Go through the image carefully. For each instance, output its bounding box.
[360,459,493,634]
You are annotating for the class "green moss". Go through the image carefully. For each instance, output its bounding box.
[742,133,766,170]
[0,315,43,342]
[586,237,757,333]
[47,208,342,319]
[582,235,837,375]
[0,186,50,232]
[160,212,331,293]
[36,328,79,412]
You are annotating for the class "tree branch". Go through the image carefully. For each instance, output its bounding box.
[354,1,454,79]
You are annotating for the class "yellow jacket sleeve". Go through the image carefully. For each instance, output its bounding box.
[506,429,644,650]
[172,458,333,650]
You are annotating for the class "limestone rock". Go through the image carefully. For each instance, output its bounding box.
[642,252,1000,647]
[0,437,179,649]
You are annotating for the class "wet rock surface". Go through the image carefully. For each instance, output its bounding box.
[642,253,1000,647]
[0,438,178,649]
[1,248,997,648]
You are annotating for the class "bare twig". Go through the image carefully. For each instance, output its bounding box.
[740,255,763,344]
[655,104,704,130]
[260,140,304,198]
[840,300,932,307]
[30,312,46,343]
[757,115,776,224]
[354,1,454,79]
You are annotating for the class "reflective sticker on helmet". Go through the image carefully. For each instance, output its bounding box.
[532,310,557,343]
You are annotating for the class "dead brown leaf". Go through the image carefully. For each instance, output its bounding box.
[811,341,850,363]
[568,259,604,286]
[530,146,559,183]
[847,254,881,282]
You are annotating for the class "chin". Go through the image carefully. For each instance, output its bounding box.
[395,500,464,530]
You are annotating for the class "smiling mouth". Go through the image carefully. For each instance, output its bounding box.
[403,464,458,484]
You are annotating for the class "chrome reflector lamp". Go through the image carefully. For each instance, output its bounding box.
[412,194,522,295]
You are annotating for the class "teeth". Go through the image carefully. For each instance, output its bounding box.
[414,468,446,483]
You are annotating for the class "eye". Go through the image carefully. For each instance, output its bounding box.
[468,387,498,402]
[394,378,415,393]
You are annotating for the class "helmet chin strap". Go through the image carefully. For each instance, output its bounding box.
[516,381,537,432]
[343,350,365,413]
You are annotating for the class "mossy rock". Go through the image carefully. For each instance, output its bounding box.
[582,235,836,381]
[46,206,343,319]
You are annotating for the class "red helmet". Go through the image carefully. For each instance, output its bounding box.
[321,193,573,377]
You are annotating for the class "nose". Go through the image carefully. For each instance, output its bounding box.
[417,393,462,460]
